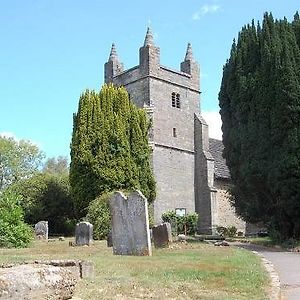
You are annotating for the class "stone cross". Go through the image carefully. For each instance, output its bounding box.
[34,221,48,240]
[75,221,93,246]
[152,222,172,248]
[109,190,152,256]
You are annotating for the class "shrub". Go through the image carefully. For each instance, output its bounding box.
[161,211,178,235]
[0,191,34,248]
[227,226,237,237]
[185,213,198,235]
[86,193,112,240]
[161,211,198,236]
[216,225,237,237]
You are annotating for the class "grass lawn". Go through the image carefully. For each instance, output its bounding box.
[0,239,269,299]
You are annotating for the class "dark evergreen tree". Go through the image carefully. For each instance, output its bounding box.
[219,12,300,240]
[70,84,156,217]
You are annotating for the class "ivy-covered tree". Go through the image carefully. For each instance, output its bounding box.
[219,12,300,240]
[70,84,155,217]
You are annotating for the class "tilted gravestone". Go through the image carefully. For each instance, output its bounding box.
[75,222,93,246]
[34,221,48,240]
[152,222,172,248]
[109,190,152,256]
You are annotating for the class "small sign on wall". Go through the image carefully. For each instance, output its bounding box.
[175,208,186,217]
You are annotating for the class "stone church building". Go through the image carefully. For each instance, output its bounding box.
[104,28,246,234]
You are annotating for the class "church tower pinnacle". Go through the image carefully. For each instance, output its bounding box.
[144,27,154,47]
[108,43,118,61]
[181,42,199,84]
[104,43,124,83]
[139,27,160,75]
[184,43,194,61]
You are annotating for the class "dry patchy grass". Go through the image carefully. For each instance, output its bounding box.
[0,239,269,299]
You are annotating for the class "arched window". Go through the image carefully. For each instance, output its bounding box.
[171,92,176,107]
[171,92,180,108]
[176,94,180,108]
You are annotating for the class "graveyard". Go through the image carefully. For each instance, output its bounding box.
[0,238,269,299]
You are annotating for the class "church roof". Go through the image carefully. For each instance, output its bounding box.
[209,138,231,180]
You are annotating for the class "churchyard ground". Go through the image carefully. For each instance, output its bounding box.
[0,239,270,299]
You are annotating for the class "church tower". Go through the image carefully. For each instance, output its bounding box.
[104,28,216,233]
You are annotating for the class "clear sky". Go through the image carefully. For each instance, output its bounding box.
[1,0,299,159]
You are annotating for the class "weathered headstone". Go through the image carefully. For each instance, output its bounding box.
[152,222,172,248]
[79,261,95,279]
[34,221,48,240]
[75,221,93,246]
[109,190,152,256]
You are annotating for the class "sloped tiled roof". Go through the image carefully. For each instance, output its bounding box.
[209,138,231,180]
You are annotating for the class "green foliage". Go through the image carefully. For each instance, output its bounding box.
[216,226,237,238]
[219,12,300,240]
[185,213,199,235]
[0,136,44,191]
[42,156,69,176]
[161,211,198,236]
[86,193,112,240]
[8,172,75,235]
[70,84,156,217]
[0,191,33,248]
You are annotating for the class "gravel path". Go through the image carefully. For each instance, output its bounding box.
[237,243,300,300]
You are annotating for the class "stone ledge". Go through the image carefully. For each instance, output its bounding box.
[0,259,94,279]
[0,260,95,300]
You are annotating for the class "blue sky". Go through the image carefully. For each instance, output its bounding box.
[1,0,299,159]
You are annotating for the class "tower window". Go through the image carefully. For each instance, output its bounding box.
[171,92,180,108]
[172,92,176,107]
[176,94,180,108]
[172,128,177,137]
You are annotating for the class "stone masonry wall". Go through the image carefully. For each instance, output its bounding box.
[153,146,195,222]
[150,78,199,152]
[214,180,246,234]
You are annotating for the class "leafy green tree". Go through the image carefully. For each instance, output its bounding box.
[70,84,156,217]
[0,136,44,191]
[42,156,69,176]
[219,12,300,240]
[0,190,34,248]
[9,172,75,235]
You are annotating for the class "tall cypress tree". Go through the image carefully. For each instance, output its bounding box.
[70,84,155,217]
[219,12,300,240]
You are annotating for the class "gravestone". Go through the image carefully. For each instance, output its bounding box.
[152,222,172,248]
[109,190,152,256]
[34,221,48,240]
[75,222,93,246]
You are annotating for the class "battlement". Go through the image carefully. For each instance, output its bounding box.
[105,28,200,93]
